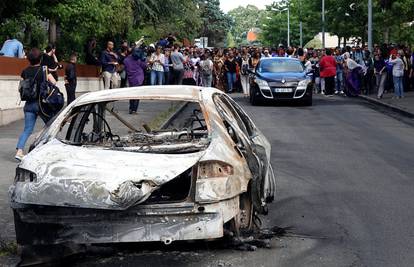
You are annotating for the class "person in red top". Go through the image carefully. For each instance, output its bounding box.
[319,49,337,96]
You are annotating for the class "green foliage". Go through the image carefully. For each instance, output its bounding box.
[55,0,133,59]
[259,0,414,48]
[259,0,320,47]
[198,0,232,47]
[228,5,268,45]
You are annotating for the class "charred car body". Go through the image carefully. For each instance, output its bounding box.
[9,86,275,246]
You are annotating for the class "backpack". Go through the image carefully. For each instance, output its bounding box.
[201,60,212,76]
[39,66,64,118]
[18,67,41,101]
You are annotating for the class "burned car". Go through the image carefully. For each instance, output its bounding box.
[9,86,275,246]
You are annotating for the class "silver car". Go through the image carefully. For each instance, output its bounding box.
[10,86,276,246]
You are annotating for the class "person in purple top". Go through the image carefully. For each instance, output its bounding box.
[124,47,148,114]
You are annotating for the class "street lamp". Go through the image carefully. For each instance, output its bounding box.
[322,0,325,49]
[271,5,290,47]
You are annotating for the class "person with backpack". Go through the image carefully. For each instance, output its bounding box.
[15,48,57,161]
[200,53,213,87]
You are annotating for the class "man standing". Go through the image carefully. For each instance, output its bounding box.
[389,52,405,99]
[319,49,337,96]
[334,48,344,95]
[224,51,238,93]
[171,45,185,85]
[0,35,24,58]
[100,41,119,89]
[65,53,77,105]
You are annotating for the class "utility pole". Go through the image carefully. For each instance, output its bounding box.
[368,0,373,51]
[322,0,325,49]
[299,0,303,47]
[287,4,290,47]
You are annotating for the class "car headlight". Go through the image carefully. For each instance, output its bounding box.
[297,79,310,90]
[255,78,271,90]
[15,167,37,183]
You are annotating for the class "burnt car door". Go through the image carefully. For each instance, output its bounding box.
[213,94,275,214]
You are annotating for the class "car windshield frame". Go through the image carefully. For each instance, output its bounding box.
[257,59,304,73]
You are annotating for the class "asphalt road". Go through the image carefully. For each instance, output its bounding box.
[4,95,414,266]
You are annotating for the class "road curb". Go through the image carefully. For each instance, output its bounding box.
[358,95,414,118]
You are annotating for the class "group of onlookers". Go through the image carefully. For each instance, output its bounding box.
[3,33,414,161]
[300,44,414,99]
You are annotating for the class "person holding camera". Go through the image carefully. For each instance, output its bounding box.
[389,51,405,99]
[101,41,120,89]
[41,44,63,81]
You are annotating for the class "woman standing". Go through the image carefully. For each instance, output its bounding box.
[213,50,225,91]
[373,54,387,99]
[149,46,165,85]
[124,48,148,113]
[249,52,261,70]
[224,51,237,93]
[182,50,196,85]
[163,49,172,85]
[199,53,214,87]
[343,52,366,96]
[240,49,251,96]
[15,48,57,161]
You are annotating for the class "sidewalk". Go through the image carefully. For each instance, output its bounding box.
[359,91,414,117]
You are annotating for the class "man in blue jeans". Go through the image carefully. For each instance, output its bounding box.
[389,52,405,98]
[335,48,344,94]
[224,52,238,93]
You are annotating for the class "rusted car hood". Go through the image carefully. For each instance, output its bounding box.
[10,139,205,210]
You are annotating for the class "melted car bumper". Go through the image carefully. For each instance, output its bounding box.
[12,197,239,246]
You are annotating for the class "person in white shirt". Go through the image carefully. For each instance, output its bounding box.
[149,46,165,85]
[389,51,405,98]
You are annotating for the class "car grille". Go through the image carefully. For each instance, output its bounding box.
[268,81,298,87]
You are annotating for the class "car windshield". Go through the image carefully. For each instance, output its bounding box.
[258,59,304,73]
[56,99,210,154]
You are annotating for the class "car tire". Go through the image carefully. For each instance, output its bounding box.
[225,190,255,236]
[250,86,261,106]
[303,98,312,106]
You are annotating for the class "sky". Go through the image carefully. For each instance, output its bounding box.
[220,0,275,13]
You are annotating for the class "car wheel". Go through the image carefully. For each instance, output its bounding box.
[303,97,313,106]
[302,95,313,106]
[250,86,261,106]
[225,190,254,236]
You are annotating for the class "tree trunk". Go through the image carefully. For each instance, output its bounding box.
[383,27,390,44]
[343,36,347,48]
[338,36,341,48]
[49,18,57,44]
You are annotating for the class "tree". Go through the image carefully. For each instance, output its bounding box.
[198,0,232,47]
[260,0,320,47]
[227,5,267,45]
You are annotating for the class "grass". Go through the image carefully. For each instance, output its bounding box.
[147,101,184,130]
[0,239,17,256]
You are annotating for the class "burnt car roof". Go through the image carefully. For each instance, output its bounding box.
[75,86,222,106]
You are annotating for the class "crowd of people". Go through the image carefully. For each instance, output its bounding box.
[2,34,414,160]
[82,37,414,101]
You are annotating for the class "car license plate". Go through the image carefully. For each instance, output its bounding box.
[274,88,292,93]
